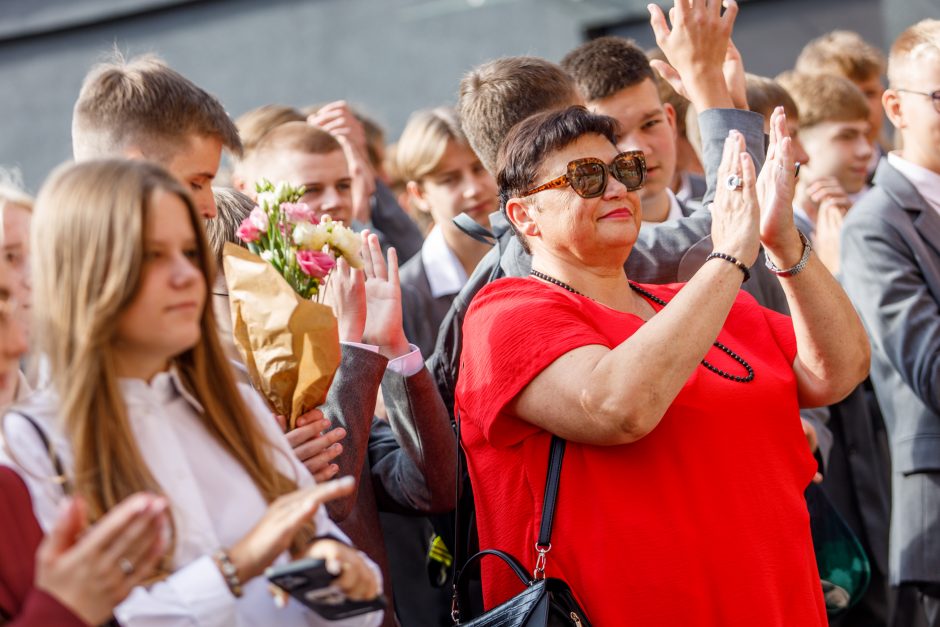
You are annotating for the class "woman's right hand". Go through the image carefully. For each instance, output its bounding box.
[227,476,356,583]
[35,492,170,626]
[710,130,761,267]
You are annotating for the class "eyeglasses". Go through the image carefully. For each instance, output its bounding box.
[519,151,646,199]
[896,88,940,113]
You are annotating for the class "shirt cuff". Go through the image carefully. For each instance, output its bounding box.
[386,344,423,377]
[341,342,423,377]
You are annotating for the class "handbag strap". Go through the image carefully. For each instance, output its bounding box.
[8,411,72,495]
[453,408,567,621]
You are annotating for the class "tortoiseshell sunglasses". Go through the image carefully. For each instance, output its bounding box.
[519,150,646,199]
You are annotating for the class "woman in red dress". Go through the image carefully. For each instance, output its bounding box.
[455,105,870,626]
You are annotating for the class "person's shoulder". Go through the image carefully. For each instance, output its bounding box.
[398,250,427,289]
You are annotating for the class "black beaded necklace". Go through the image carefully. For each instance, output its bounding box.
[529,270,755,383]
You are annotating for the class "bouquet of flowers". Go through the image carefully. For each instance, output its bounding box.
[222,180,362,430]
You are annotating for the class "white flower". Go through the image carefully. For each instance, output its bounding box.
[256,191,278,212]
[275,181,292,204]
[260,250,275,263]
[293,221,328,250]
[329,225,363,269]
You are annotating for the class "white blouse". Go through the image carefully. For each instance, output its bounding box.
[0,369,382,627]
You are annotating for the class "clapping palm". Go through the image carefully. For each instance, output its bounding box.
[360,230,409,358]
[756,108,799,251]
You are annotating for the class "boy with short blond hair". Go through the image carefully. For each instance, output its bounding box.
[780,72,873,268]
[71,53,241,218]
[841,19,940,625]
[796,30,887,169]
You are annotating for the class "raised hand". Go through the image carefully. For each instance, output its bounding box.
[710,130,760,266]
[359,230,410,359]
[324,257,366,343]
[35,493,169,626]
[755,107,803,262]
[648,0,739,110]
[308,101,375,224]
[228,477,356,583]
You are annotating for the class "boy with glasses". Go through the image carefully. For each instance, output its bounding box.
[840,19,940,627]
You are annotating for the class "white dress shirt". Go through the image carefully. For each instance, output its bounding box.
[0,370,382,627]
[420,225,467,299]
[888,152,940,215]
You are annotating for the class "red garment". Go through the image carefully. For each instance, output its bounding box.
[456,278,826,627]
[0,466,87,626]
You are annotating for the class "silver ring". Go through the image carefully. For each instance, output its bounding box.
[119,557,135,576]
[725,174,744,191]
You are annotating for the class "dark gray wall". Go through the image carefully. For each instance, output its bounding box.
[0,0,933,191]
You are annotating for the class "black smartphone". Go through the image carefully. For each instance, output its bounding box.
[266,558,386,620]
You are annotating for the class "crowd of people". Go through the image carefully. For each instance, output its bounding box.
[0,0,938,625]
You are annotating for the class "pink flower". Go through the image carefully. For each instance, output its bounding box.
[236,217,261,243]
[295,250,336,279]
[282,202,316,224]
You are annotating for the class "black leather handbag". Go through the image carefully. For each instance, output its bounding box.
[451,433,591,626]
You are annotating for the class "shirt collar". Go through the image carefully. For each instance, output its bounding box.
[421,225,468,298]
[119,366,204,413]
[887,152,940,215]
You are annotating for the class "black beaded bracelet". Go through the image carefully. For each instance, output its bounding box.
[705,252,751,282]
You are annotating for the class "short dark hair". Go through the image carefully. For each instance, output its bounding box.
[561,36,657,102]
[496,106,619,251]
[457,56,579,175]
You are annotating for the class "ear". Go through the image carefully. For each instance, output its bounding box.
[406,180,432,215]
[121,144,146,160]
[231,170,248,193]
[505,197,540,239]
[882,89,904,130]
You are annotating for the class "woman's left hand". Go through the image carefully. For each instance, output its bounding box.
[756,107,803,262]
[306,538,382,601]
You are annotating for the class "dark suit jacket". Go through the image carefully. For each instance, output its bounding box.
[399,252,456,358]
[841,157,940,585]
[322,346,456,625]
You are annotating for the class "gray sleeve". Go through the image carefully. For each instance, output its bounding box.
[800,407,833,467]
[321,345,387,522]
[371,366,457,513]
[841,209,940,411]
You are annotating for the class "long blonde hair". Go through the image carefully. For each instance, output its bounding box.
[31,159,311,569]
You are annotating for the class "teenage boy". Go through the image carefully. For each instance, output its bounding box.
[840,19,940,627]
[796,30,888,177]
[71,53,242,219]
[782,72,873,275]
[561,36,693,224]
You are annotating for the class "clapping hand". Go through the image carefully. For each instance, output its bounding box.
[710,130,760,267]
[35,493,169,626]
[756,107,803,262]
[276,410,346,482]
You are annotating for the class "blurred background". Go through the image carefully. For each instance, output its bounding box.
[0,0,934,190]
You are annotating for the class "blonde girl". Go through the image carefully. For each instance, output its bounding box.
[1,159,381,626]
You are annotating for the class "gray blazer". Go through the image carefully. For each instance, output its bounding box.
[841,157,940,585]
[322,345,456,625]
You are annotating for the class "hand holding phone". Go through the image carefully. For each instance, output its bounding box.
[266,557,385,620]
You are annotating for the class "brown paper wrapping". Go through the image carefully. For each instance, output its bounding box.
[222,243,340,430]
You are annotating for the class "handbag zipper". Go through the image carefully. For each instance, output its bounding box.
[570,611,583,626]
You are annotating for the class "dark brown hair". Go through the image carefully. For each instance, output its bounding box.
[561,36,657,102]
[457,56,579,175]
[496,106,619,251]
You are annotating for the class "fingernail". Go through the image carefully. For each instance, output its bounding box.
[333,475,355,488]
[326,559,342,576]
